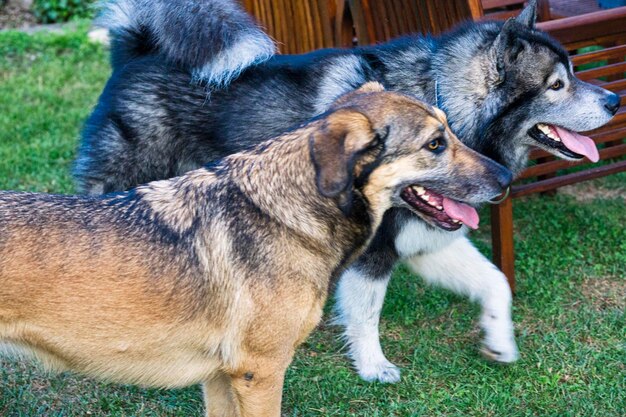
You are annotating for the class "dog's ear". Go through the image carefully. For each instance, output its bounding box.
[309,108,381,207]
[516,0,537,28]
[329,82,385,110]
[491,19,530,85]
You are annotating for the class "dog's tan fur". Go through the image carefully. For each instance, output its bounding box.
[0,83,506,416]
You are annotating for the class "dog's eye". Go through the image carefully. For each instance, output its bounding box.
[549,79,563,91]
[426,138,446,154]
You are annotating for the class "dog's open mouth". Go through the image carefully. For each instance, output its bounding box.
[400,186,479,231]
[528,123,599,162]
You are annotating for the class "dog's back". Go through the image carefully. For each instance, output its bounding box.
[75,46,377,193]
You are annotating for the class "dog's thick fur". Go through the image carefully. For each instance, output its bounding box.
[101,0,275,85]
[74,0,619,382]
[0,86,511,416]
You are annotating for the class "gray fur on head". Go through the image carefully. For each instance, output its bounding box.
[98,0,276,87]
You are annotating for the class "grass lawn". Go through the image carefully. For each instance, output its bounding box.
[0,27,625,417]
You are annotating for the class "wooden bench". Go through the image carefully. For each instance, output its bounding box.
[241,0,353,53]
[482,0,552,21]
[348,0,483,43]
[242,1,485,51]
[491,6,626,292]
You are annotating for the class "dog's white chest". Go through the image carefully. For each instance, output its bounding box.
[394,218,466,258]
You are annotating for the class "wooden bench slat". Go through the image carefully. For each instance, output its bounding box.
[537,7,626,45]
[591,127,626,144]
[512,160,626,198]
[614,108,626,122]
[605,79,626,93]
[482,10,519,20]
[520,143,626,179]
[576,61,626,81]
[592,109,626,132]
[528,148,552,159]
[524,143,626,179]
[572,44,626,65]
[482,0,523,8]
[564,35,626,52]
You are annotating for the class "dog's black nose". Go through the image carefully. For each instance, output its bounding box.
[486,158,513,190]
[484,160,513,194]
[604,92,620,115]
[495,165,513,190]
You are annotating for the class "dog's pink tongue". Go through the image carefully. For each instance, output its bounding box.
[442,198,479,230]
[554,126,599,162]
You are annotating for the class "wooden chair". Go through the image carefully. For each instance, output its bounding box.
[348,0,484,44]
[241,0,351,54]
[482,0,552,21]
[491,7,626,292]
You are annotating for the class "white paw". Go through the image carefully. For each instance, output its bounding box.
[480,337,519,363]
[480,310,519,364]
[356,359,401,383]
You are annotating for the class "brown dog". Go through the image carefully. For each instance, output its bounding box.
[0,83,510,416]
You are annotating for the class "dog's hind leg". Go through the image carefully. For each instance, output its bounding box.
[334,266,401,384]
[405,236,519,363]
[203,372,240,417]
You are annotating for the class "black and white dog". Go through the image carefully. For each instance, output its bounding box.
[75,0,619,383]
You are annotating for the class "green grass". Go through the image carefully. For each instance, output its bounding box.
[1,28,625,417]
[0,23,105,193]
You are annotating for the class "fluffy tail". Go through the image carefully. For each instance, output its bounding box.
[98,0,276,86]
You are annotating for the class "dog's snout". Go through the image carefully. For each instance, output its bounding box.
[482,157,512,191]
[604,92,620,115]
[493,163,513,190]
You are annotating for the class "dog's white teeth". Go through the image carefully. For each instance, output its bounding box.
[453,219,461,224]
[547,132,561,142]
[411,186,434,203]
[436,205,443,211]
[537,124,562,142]
[537,123,550,134]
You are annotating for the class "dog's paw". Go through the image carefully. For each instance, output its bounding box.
[357,359,401,383]
[480,339,519,363]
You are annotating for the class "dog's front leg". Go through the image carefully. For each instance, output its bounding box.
[334,265,401,383]
[405,236,519,363]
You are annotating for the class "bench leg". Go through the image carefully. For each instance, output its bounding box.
[491,197,515,293]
